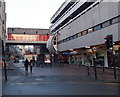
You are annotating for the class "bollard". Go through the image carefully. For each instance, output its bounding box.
[103,65,104,72]
[87,66,90,76]
[113,54,117,79]
[94,64,97,80]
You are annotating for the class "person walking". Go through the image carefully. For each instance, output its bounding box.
[29,59,34,74]
[24,59,29,74]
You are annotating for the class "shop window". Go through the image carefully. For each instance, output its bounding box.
[94,24,101,31]
[102,21,110,28]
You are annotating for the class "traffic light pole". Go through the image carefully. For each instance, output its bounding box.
[112,52,116,79]
[104,35,116,79]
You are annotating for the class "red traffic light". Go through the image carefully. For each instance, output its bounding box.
[106,35,110,39]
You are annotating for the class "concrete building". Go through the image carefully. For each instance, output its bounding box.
[0,0,6,54]
[0,0,6,46]
[47,0,120,67]
[0,0,6,96]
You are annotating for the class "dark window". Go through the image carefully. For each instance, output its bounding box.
[2,21,4,24]
[94,24,101,31]
[118,16,120,22]
[12,28,14,31]
[70,36,73,40]
[73,34,78,39]
[102,21,110,28]
[66,38,70,41]
[63,39,65,42]
[112,17,118,24]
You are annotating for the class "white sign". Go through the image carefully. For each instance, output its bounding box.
[92,47,97,52]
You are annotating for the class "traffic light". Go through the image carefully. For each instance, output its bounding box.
[104,35,113,51]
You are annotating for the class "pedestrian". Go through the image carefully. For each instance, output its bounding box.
[29,59,34,74]
[24,59,29,74]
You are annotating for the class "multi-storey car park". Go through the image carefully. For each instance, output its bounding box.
[47,0,120,67]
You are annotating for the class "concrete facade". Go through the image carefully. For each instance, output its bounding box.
[0,0,6,96]
[48,0,120,67]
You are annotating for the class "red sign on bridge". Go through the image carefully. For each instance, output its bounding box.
[8,34,49,41]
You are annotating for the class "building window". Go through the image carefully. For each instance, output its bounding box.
[66,38,70,41]
[12,28,14,31]
[118,16,120,22]
[63,39,66,42]
[77,32,82,37]
[112,16,120,24]
[102,21,110,28]
[94,24,101,31]
[2,21,4,24]
[88,28,93,33]
[82,30,87,35]
[73,34,78,39]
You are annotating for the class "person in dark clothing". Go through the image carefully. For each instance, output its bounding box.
[24,59,29,74]
[29,59,34,74]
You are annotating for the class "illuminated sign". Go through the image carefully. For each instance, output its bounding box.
[8,34,49,41]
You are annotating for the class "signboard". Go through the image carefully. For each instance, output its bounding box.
[8,34,49,41]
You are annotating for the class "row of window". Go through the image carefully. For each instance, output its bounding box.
[51,1,99,34]
[58,15,120,44]
[52,1,78,25]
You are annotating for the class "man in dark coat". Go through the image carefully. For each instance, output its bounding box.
[29,59,34,74]
[24,59,29,74]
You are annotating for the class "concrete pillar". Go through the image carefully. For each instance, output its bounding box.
[68,55,71,64]
[81,54,84,65]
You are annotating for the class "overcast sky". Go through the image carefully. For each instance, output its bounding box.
[5,0,65,29]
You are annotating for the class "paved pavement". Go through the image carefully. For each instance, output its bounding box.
[2,62,120,96]
[13,62,120,82]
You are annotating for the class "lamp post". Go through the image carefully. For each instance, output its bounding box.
[92,47,97,80]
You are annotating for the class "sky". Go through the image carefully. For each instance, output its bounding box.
[5,0,65,29]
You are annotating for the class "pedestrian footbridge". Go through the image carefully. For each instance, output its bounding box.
[6,34,49,45]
